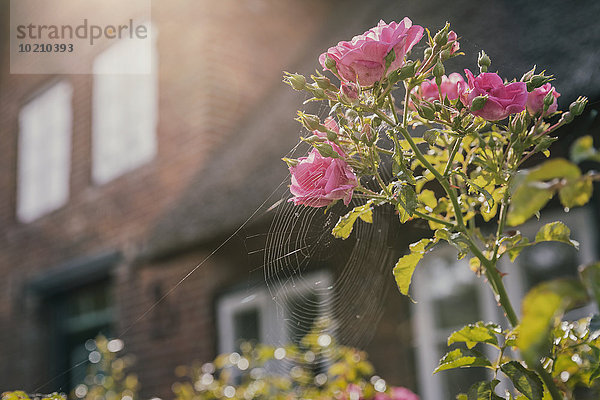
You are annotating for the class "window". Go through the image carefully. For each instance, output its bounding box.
[412,207,596,400]
[216,271,332,354]
[29,252,119,393]
[17,81,72,222]
[91,22,158,184]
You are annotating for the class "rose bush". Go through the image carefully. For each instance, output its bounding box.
[459,69,528,120]
[319,19,424,86]
[285,17,595,400]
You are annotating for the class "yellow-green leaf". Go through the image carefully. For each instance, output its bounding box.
[558,177,593,208]
[570,135,600,164]
[534,221,579,248]
[434,348,492,374]
[332,203,373,239]
[393,238,434,296]
[517,279,589,364]
[448,322,500,349]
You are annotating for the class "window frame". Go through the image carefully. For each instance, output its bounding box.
[216,270,333,354]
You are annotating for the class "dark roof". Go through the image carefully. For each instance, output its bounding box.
[142,0,600,260]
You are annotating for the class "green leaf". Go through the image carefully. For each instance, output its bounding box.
[506,182,553,227]
[526,158,581,181]
[507,159,582,226]
[466,379,503,400]
[558,177,593,208]
[313,142,340,158]
[434,348,492,373]
[435,229,470,259]
[534,221,579,248]
[500,361,543,400]
[448,322,500,349]
[332,203,373,239]
[397,184,418,216]
[393,238,435,296]
[570,135,600,164]
[517,279,589,364]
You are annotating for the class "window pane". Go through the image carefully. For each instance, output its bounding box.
[92,22,157,184]
[233,308,261,345]
[17,81,72,222]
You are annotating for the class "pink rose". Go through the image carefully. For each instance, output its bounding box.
[459,69,527,121]
[416,72,465,101]
[374,394,391,400]
[527,83,560,115]
[319,19,424,87]
[289,147,358,207]
[389,387,419,400]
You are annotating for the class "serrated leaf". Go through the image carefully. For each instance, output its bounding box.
[466,379,503,400]
[393,238,435,296]
[332,203,373,239]
[558,177,593,208]
[434,348,492,373]
[500,361,543,400]
[517,279,589,364]
[534,221,579,248]
[448,322,500,349]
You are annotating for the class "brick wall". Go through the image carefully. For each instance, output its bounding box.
[0,0,332,393]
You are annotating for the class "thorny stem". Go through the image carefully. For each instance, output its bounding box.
[491,185,511,263]
[371,83,565,400]
[467,240,519,327]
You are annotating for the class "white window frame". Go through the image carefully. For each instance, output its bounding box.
[91,21,158,184]
[412,207,596,400]
[217,270,332,355]
[17,81,73,223]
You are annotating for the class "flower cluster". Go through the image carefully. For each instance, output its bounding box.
[284,19,575,210]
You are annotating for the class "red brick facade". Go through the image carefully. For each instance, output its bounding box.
[0,1,341,396]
